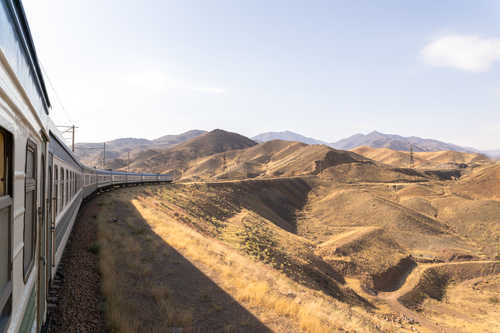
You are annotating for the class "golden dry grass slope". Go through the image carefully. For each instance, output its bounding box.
[352,145,490,169]
[450,163,500,200]
[94,174,500,332]
[94,186,407,333]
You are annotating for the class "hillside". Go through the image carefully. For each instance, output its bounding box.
[177,140,434,183]
[75,130,207,169]
[125,129,258,174]
[450,163,500,200]
[331,131,478,153]
[353,146,490,169]
[84,170,500,332]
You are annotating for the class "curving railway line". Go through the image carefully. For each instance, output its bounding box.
[0,1,172,332]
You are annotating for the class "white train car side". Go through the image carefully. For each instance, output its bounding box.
[0,2,173,332]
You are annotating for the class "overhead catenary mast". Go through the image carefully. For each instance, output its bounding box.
[56,125,78,151]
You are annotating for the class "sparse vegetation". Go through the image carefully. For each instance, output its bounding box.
[88,143,500,332]
[88,242,100,255]
[93,188,401,332]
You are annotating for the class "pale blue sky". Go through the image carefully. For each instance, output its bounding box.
[24,0,500,149]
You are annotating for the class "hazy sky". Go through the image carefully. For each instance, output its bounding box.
[23,0,500,149]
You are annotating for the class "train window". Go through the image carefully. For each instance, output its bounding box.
[68,171,71,199]
[61,168,64,208]
[54,166,58,215]
[23,139,37,281]
[65,169,68,205]
[67,170,69,201]
[0,129,12,328]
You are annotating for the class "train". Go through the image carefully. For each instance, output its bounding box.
[0,1,173,332]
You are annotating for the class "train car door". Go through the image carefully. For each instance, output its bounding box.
[0,129,13,332]
[46,154,53,292]
[37,137,48,330]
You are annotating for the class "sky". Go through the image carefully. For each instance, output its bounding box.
[23,0,500,150]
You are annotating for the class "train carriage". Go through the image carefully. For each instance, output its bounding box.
[0,1,172,332]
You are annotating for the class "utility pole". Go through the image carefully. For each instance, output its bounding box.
[127,151,130,173]
[71,125,75,152]
[103,142,106,169]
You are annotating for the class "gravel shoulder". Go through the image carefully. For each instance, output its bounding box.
[46,198,107,333]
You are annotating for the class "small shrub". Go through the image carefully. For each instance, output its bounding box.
[88,242,100,255]
[495,253,500,260]
[489,296,499,304]
[132,228,146,236]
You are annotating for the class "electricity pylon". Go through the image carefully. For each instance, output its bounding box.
[409,144,415,169]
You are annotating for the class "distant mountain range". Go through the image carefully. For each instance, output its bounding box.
[252,130,497,157]
[329,131,479,153]
[75,129,498,170]
[252,131,329,146]
[75,130,208,168]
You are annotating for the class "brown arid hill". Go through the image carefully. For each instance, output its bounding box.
[352,145,490,169]
[180,140,366,180]
[449,162,500,200]
[123,129,257,174]
[178,140,433,183]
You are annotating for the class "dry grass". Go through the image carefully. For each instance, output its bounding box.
[94,162,500,333]
[420,274,500,333]
[97,195,194,333]
[94,187,407,332]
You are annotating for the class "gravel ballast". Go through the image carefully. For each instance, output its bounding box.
[46,199,106,333]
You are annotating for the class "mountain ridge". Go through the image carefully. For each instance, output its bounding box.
[330,130,479,153]
[252,130,329,146]
[252,130,489,154]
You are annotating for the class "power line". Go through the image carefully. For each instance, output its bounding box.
[39,60,73,124]
[56,125,78,151]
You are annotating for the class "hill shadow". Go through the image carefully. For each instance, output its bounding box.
[207,178,313,234]
[107,197,272,333]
